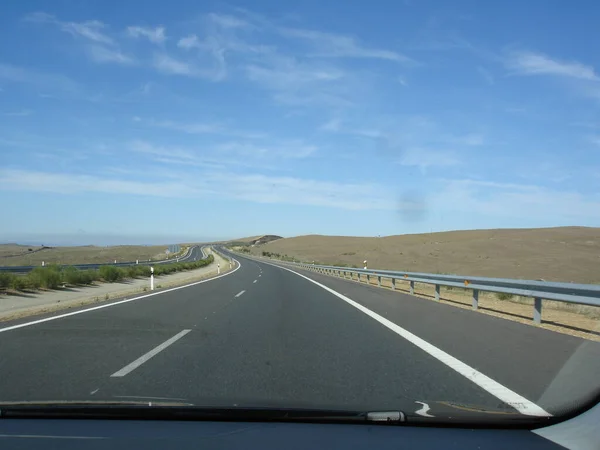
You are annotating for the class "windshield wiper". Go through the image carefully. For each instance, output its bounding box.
[0,403,405,424]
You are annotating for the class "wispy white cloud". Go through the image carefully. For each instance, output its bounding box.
[506,50,599,81]
[135,117,266,139]
[436,178,600,220]
[207,13,253,29]
[87,45,135,65]
[398,147,459,170]
[129,140,224,169]
[447,133,485,146]
[278,27,412,63]
[25,12,137,66]
[3,109,33,117]
[0,63,81,94]
[145,119,223,134]
[0,168,203,198]
[127,25,167,44]
[177,34,200,49]
[397,76,408,86]
[320,118,342,132]
[25,12,114,45]
[60,20,114,45]
[216,140,317,159]
[589,136,600,146]
[153,52,225,80]
[152,53,196,76]
[0,167,393,210]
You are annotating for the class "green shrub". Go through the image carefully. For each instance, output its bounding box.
[136,266,152,277]
[62,266,84,285]
[10,276,29,291]
[30,267,62,289]
[99,265,124,282]
[79,270,99,285]
[496,292,514,301]
[0,273,15,289]
[125,266,137,278]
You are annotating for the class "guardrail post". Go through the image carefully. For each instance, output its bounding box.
[410,280,414,295]
[472,289,479,310]
[358,273,361,283]
[534,298,542,324]
[435,284,440,301]
[367,274,370,284]
[378,276,381,287]
[392,278,396,290]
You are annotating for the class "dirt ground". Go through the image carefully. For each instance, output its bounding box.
[248,227,600,284]
[0,244,186,266]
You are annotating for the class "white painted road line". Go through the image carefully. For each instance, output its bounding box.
[265,262,551,418]
[235,290,245,298]
[415,401,434,418]
[0,257,241,334]
[253,279,257,283]
[111,330,191,377]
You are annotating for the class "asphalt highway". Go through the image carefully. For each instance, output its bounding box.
[1,248,599,420]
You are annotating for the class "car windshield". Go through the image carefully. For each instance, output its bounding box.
[1,0,599,427]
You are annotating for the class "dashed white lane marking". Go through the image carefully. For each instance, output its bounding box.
[110,329,191,377]
[262,262,551,418]
[253,279,257,283]
[415,401,434,417]
[90,388,99,395]
[235,290,246,298]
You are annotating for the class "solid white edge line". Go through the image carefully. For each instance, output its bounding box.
[235,290,245,298]
[0,253,242,334]
[110,329,191,377]
[259,259,551,418]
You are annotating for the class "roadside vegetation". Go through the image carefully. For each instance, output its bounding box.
[0,255,214,294]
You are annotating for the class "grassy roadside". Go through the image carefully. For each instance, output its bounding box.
[0,255,214,295]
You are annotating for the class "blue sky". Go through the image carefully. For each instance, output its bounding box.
[2,0,600,244]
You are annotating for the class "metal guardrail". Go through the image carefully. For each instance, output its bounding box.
[0,245,204,274]
[242,254,600,324]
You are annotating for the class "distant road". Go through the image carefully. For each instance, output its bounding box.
[0,247,599,418]
[0,245,206,273]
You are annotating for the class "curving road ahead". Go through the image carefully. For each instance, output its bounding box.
[0,248,599,420]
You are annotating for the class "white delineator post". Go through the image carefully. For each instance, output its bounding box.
[42,261,45,267]
[217,263,221,274]
[136,259,139,265]
[150,266,155,291]
[364,260,368,270]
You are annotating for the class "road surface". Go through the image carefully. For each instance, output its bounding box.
[1,248,599,419]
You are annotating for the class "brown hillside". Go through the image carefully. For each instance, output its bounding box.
[247,227,600,284]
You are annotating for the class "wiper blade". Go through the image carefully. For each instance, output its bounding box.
[0,403,405,424]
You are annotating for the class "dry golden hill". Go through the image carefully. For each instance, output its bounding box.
[247,227,600,284]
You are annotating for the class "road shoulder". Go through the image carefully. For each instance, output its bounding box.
[0,247,234,322]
